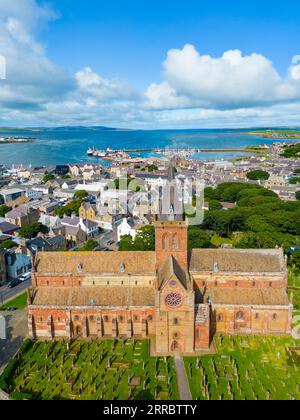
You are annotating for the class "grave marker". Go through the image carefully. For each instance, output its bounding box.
[0,315,6,340]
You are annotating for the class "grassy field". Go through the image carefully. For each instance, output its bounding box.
[185,335,300,401]
[0,292,27,311]
[0,339,178,401]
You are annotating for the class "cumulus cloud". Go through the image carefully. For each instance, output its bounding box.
[145,44,300,110]
[75,67,134,101]
[0,2,300,128]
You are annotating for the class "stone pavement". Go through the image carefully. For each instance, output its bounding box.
[0,309,28,374]
[174,356,192,400]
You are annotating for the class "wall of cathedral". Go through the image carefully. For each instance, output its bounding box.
[212,305,292,335]
[28,308,156,340]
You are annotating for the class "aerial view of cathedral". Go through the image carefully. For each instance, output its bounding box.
[27,172,292,355]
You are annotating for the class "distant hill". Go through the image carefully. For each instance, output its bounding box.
[0,126,118,133]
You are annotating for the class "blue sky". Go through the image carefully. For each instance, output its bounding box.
[0,0,300,128]
[45,0,300,86]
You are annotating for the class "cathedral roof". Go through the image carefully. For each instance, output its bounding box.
[204,288,290,306]
[31,286,155,308]
[35,251,156,276]
[190,248,285,274]
[158,256,190,291]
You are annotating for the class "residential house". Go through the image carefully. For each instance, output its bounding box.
[61,216,99,237]
[27,235,65,254]
[0,221,20,236]
[53,188,75,200]
[39,214,61,230]
[32,185,54,195]
[5,249,32,281]
[117,218,138,242]
[0,249,6,286]
[79,202,97,222]
[0,188,25,203]
[5,205,39,228]
[53,225,87,246]
[96,210,123,231]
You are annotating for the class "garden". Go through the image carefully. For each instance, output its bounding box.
[0,339,178,400]
[185,335,300,400]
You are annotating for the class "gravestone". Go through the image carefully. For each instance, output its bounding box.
[0,316,6,340]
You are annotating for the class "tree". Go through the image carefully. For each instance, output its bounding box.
[0,240,18,249]
[119,225,155,251]
[289,177,300,185]
[235,231,296,253]
[19,223,49,239]
[81,239,99,251]
[188,227,213,250]
[119,235,136,251]
[245,215,275,233]
[246,170,270,181]
[147,164,158,172]
[74,190,88,201]
[290,251,300,270]
[209,200,222,211]
[55,200,82,218]
[0,205,12,217]
[43,174,55,183]
[134,225,155,251]
[296,191,300,201]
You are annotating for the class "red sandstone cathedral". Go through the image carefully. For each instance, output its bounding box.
[27,169,293,355]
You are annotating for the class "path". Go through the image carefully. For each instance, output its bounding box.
[0,280,31,306]
[174,356,192,400]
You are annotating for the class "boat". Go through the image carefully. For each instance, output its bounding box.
[87,148,94,156]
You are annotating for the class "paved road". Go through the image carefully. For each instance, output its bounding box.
[174,356,192,400]
[0,280,31,306]
[0,310,28,372]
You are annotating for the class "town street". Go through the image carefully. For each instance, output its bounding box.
[0,280,31,306]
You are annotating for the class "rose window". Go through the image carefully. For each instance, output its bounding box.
[165,293,182,308]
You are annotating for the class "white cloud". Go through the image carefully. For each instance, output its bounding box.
[0,2,300,128]
[145,44,300,110]
[75,67,134,101]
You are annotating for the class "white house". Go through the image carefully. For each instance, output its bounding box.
[61,216,99,236]
[39,214,61,230]
[117,218,138,242]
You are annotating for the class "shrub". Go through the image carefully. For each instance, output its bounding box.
[0,359,18,391]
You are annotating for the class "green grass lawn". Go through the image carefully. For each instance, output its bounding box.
[0,292,27,311]
[185,335,300,401]
[288,270,300,289]
[0,339,178,401]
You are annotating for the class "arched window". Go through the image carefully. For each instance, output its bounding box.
[273,313,278,320]
[162,233,169,250]
[173,318,179,326]
[236,311,244,320]
[172,234,179,251]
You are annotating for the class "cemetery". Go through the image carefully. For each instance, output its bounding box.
[0,339,179,400]
[184,335,300,400]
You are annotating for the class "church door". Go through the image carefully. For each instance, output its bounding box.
[171,340,180,352]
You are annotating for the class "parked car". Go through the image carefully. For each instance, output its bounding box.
[19,272,31,283]
[8,279,22,288]
[6,307,17,312]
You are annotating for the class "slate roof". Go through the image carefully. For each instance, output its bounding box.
[31,286,155,307]
[158,256,190,290]
[204,288,290,306]
[35,251,157,275]
[190,249,284,273]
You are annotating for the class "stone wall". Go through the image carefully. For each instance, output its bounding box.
[212,304,293,335]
